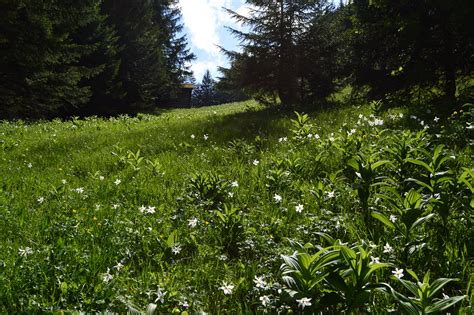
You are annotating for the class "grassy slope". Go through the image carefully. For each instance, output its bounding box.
[0,100,472,313]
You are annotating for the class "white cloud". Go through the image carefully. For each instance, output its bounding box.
[179,0,233,56]
[192,61,219,82]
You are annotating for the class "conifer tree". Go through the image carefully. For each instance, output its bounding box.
[225,0,323,106]
[0,0,113,117]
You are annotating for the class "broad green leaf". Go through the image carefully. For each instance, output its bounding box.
[408,159,433,173]
[371,211,395,229]
[398,279,420,297]
[411,213,434,230]
[428,278,457,298]
[372,160,391,170]
[425,295,467,313]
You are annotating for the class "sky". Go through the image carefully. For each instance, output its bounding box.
[178,0,250,82]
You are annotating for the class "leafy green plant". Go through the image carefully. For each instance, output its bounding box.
[281,237,389,313]
[213,204,244,258]
[383,270,467,314]
[187,172,229,209]
[347,152,391,226]
[372,189,433,261]
[290,112,312,141]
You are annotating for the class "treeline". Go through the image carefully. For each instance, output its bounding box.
[222,0,473,110]
[0,0,194,118]
[191,70,248,107]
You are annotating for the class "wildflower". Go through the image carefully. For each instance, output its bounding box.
[155,286,167,303]
[274,194,282,203]
[253,159,260,166]
[190,134,195,139]
[296,297,312,309]
[370,256,381,264]
[61,179,67,185]
[114,261,124,271]
[37,197,44,204]
[27,163,33,168]
[392,268,404,279]
[389,214,397,223]
[369,242,377,249]
[254,275,267,289]
[18,247,33,257]
[347,129,356,136]
[442,293,449,300]
[219,254,228,261]
[114,178,121,185]
[112,204,120,209]
[73,187,84,194]
[231,181,239,187]
[326,191,335,198]
[171,244,182,255]
[95,204,101,211]
[383,243,393,254]
[307,133,313,138]
[102,268,113,283]
[139,205,147,213]
[219,282,235,295]
[146,206,156,214]
[278,137,287,142]
[434,116,440,123]
[99,176,105,181]
[295,204,304,213]
[260,295,271,307]
[188,217,198,228]
[374,118,384,126]
[314,134,320,139]
[228,192,234,198]
[203,134,209,141]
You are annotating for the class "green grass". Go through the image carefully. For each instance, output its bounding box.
[0,100,472,313]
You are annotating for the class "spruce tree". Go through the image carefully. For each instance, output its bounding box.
[152,0,195,104]
[225,0,323,106]
[0,0,118,118]
[193,70,216,106]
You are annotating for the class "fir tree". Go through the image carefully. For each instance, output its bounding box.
[0,0,112,118]
[224,0,323,106]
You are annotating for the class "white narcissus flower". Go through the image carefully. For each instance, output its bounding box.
[188,217,198,228]
[155,286,167,303]
[253,159,260,166]
[114,178,121,185]
[260,295,271,306]
[295,204,304,213]
[18,247,33,257]
[231,181,238,187]
[171,244,182,255]
[273,194,282,203]
[383,243,393,253]
[102,268,113,283]
[392,268,404,279]
[219,282,235,295]
[296,297,312,309]
[389,214,397,223]
[370,256,380,264]
[253,275,267,289]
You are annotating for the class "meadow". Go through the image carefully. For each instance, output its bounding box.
[0,100,472,314]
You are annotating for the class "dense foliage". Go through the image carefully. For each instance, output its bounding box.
[192,70,249,107]
[0,0,194,118]
[222,0,473,108]
[0,101,472,313]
